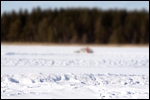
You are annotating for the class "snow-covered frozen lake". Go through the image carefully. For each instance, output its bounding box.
[1,45,149,99]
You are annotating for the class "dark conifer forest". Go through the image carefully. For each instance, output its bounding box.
[1,7,149,44]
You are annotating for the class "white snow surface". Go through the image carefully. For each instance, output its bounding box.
[1,45,149,99]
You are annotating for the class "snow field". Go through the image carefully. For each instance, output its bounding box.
[1,45,149,99]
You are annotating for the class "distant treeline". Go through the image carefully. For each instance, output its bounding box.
[1,7,149,44]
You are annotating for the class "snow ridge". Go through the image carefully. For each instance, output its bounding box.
[1,57,149,67]
[1,73,149,99]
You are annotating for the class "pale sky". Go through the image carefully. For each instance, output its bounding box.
[1,1,149,15]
